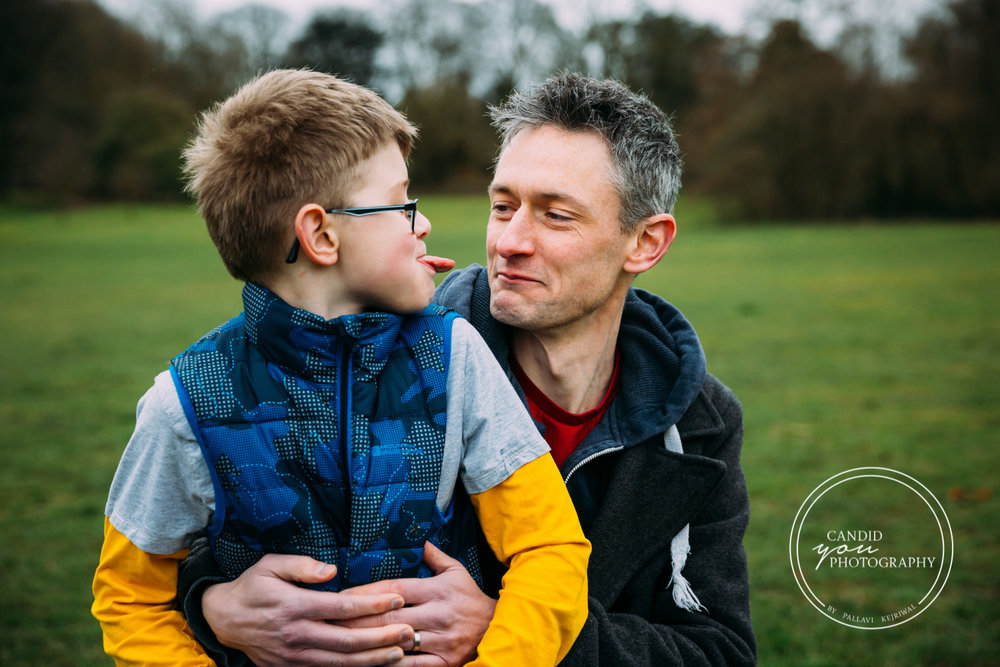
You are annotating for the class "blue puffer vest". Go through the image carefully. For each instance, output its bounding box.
[170,283,482,591]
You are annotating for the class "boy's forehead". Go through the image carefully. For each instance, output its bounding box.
[349,143,410,198]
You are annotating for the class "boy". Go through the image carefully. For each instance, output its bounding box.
[92,69,590,666]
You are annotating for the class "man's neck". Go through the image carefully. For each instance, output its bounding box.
[511,305,624,414]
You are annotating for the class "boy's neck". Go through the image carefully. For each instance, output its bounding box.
[259,273,361,321]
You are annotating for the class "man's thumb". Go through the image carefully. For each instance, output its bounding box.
[257,553,337,584]
[422,541,462,575]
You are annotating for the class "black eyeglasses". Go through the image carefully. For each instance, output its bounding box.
[285,199,419,263]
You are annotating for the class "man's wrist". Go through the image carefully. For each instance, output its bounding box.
[180,577,251,666]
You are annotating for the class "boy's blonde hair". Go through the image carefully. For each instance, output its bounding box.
[183,69,417,281]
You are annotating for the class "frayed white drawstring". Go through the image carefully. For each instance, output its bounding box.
[664,425,708,613]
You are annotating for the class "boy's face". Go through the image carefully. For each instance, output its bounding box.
[333,143,437,314]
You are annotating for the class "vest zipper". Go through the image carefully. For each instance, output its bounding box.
[339,337,353,483]
[563,445,624,484]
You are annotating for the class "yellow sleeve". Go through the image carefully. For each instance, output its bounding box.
[467,454,591,667]
[92,517,214,666]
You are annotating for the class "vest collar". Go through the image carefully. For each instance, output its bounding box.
[242,282,404,383]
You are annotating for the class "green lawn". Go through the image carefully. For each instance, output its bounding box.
[1,199,997,665]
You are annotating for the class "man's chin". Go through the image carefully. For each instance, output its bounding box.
[490,294,538,328]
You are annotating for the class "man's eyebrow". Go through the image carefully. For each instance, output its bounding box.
[488,184,587,210]
[488,183,513,198]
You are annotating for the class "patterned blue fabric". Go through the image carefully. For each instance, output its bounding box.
[171,283,481,590]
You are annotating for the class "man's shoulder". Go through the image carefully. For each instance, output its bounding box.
[675,373,742,454]
[700,373,742,416]
[434,264,486,318]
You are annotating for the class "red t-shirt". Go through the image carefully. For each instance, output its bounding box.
[511,350,621,468]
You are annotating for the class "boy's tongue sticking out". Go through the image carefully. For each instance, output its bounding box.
[420,255,456,273]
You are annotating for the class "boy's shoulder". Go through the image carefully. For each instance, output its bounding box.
[172,312,246,362]
[415,303,459,322]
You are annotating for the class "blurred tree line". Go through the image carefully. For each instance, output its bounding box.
[1,0,996,219]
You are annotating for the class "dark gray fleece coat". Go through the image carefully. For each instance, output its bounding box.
[436,265,755,666]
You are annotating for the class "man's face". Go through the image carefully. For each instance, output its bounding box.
[487,125,635,334]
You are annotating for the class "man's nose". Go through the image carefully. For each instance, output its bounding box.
[494,207,534,257]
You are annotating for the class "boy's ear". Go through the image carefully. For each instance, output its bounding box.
[622,213,676,275]
[294,204,338,266]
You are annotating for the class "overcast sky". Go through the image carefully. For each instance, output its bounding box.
[99,0,943,39]
[99,0,756,33]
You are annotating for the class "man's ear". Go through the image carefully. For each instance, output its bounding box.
[623,213,676,275]
[294,204,338,266]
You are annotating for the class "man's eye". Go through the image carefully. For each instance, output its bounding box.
[546,211,572,222]
[491,203,514,216]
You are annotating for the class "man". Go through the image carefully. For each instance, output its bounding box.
[178,72,755,666]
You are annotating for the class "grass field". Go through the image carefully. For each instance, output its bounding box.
[1,199,997,665]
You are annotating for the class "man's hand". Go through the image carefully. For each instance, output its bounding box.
[202,553,414,667]
[341,542,497,667]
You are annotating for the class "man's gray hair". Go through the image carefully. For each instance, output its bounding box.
[489,72,682,233]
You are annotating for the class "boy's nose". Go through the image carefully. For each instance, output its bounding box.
[414,211,431,239]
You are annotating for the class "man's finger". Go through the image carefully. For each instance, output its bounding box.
[337,583,451,629]
[287,644,407,667]
[249,554,406,621]
[284,589,405,622]
[299,622,414,653]
[396,652,450,667]
[344,543,464,601]
[342,577,449,610]
[254,552,338,585]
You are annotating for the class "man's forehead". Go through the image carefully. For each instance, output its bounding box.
[491,128,617,204]
[503,125,606,156]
